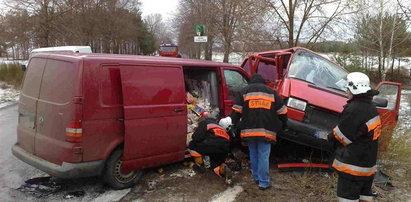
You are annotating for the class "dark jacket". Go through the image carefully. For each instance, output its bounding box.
[230,74,287,142]
[189,118,230,154]
[328,94,381,181]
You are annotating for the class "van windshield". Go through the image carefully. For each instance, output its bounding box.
[287,50,348,91]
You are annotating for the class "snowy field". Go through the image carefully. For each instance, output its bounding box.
[0,87,19,108]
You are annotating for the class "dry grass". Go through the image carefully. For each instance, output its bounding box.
[0,62,25,89]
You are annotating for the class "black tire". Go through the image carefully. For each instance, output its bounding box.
[103,148,143,189]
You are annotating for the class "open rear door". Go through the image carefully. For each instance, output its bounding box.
[375,81,402,151]
[120,65,187,172]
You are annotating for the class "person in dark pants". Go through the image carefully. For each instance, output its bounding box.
[327,72,381,202]
[188,113,233,185]
[219,74,287,190]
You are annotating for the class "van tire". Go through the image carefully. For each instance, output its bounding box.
[103,148,143,189]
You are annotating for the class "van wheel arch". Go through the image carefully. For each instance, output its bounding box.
[103,147,143,189]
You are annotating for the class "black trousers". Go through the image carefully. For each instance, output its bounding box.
[189,143,227,170]
[337,175,374,201]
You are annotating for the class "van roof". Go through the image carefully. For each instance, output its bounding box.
[31,53,239,68]
[31,46,92,53]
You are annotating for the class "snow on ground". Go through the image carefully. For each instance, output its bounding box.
[0,58,27,65]
[394,90,411,138]
[0,86,19,108]
[209,185,243,202]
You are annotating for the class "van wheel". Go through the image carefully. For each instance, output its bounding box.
[103,148,143,189]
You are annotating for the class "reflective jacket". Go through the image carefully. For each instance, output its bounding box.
[328,95,381,180]
[189,118,230,155]
[230,74,287,142]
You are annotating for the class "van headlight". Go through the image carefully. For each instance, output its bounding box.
[287,97,307,111]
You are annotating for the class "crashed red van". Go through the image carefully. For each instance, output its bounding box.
[12,53,250,189]
[241,47,402,151]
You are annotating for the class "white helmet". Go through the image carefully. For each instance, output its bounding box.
[346,72,371,95]
[219,117,232,131]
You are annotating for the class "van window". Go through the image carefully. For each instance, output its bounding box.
[377,84,399,110]
[39,60,76,104]
[288,50,348,91]
[257,61,276,82]
[101,67,122,106]
[224,70,248,100]
[241,58,253,75]
[21,58,46,98]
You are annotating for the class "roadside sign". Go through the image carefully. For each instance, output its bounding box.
[195,24,206,36]
[194,36,208,43]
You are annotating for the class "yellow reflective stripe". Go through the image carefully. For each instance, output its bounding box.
[277,105,287,115]
[337,197,359,202]
[359,195,374,201]
[332,159,377,176]
[333,126,352,146]
[243,92,275,102]
[240,128,276,141]
[232,104,243,113]
[66,128,83,133]
[366,116,381,132]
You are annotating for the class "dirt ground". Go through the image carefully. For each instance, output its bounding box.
[119,90,411,202]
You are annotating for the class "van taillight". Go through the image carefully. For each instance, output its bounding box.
[66,120,82,143]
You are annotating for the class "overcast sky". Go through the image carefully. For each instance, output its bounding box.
[140,0,179,21]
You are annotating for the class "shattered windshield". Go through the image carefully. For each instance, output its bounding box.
[287,50,348,91]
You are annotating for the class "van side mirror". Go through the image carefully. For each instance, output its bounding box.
[373,96,388,108]
[21,64,27,71]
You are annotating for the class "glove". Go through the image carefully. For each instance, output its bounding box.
[219,117,232,131]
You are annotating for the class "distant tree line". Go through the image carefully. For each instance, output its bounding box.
[0,0,156,59]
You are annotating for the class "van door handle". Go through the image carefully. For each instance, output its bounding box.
[174,108,184,112]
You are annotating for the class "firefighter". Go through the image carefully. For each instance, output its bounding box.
[188,113,233,185]
[327,72,381,202]
[219,74,287,190]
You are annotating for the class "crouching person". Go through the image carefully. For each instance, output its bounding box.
[188,113,233,185]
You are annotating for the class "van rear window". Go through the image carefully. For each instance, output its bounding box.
[22,58,47,98]
[39,60,76,104]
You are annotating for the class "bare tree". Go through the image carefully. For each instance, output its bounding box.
[265,0,355,48]
[354,0,410,81]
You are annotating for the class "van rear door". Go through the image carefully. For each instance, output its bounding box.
[375,81,402,151]
[17,58,47,154]
[120,65,187,172]
[35,58,82,164]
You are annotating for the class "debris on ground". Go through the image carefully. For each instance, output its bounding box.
[374,170,394,190]
[16,176,62,198]
[63,190,85,199]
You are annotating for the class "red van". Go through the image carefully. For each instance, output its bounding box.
[241,47,402,151]
[12,53,250,189]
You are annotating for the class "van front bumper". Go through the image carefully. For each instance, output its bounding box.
[278,119,333,152]
[12,144,105,178]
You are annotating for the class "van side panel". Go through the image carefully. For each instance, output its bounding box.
[17,58,47,154]
[120,65,187,172]
[82,62,124,162]
[35,59,82,164]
